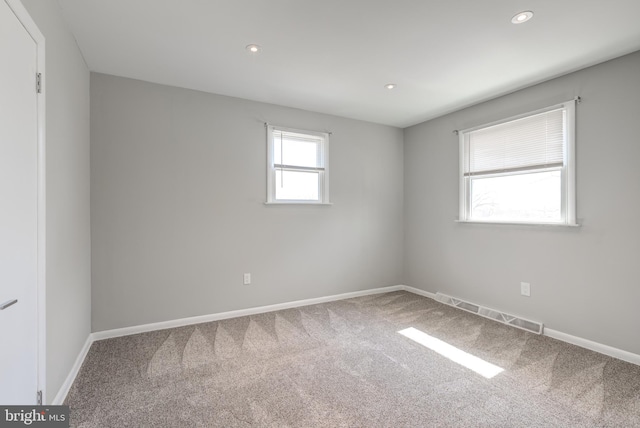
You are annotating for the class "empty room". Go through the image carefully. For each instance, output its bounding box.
[1,0,640,426]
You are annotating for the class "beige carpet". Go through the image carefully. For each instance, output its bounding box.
[66,291,640,427]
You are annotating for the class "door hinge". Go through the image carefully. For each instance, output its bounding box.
[37,390,42,405]
[36,73,42,94]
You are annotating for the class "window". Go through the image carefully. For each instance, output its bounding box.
[459,100,576,225]
[267,125,329,204]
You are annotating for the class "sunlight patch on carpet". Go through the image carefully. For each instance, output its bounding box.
[399,327,504,379]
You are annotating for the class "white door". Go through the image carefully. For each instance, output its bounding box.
[0,0,40,404]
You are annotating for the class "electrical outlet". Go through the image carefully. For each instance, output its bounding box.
[520,282,530,297]
[243,273,251,285]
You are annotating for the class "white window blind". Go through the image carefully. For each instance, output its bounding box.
[464,108,565,176]
[272,129,325,172]
[458,100,577,225]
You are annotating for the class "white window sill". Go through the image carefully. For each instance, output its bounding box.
[264,202,333,206]
[455,220,581,228]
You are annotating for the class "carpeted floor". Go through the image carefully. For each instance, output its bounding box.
[66,291,640,427]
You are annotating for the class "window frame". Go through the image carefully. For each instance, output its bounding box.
[266,125,330,205]
[458,100,577,226]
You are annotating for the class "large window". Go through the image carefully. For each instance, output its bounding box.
[459,100,576,225]
[267,125,329,204]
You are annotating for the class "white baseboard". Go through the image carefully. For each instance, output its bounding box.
[402,285,437,300]
[404,286,640,366]
[544,328,640,366]
[51,334,93,405]
[92,285,404,341]
[53,283,640,404]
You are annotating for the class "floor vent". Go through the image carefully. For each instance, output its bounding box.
[434,292,543,334]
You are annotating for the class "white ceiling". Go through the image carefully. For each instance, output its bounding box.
[58,0,640,128]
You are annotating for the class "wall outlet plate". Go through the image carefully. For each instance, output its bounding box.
[243,273,251,285]
[520,282,530,297]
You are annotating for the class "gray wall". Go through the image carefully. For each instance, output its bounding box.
[21,0,91,403]
[404,51,640,355]
[90,73,404,332]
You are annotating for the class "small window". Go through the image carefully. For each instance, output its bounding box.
[267,125,329,204]
[459,100,576,225]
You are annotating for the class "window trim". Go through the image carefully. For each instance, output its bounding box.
[458,100,577,226]
[266,125,330,205]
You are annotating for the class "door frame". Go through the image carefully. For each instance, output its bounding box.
[5,0,46,403]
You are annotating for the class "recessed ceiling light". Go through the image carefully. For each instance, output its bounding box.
[511,11,533,24]
[385,83,396,90]
[246,44,261,53]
